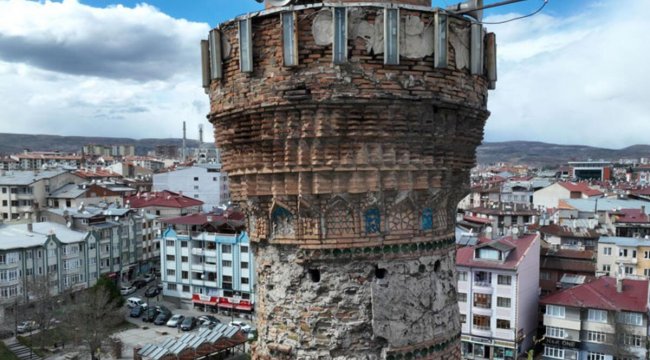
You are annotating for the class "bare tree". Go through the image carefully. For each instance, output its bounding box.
[62,284,123,360]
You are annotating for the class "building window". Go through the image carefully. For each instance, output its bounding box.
[384,8,400,65]
[546,305,565,318]
[241,277,249,285]
[545,326,565,339]
[602,264,610,273]
[166,255,175,261]
[621,333,644,347]
[181,256,188,263]
[421,208,433,231]
[222,260,232,268]
[473,293,491,309]
[587,309,608,323]
[281,11,298,67]
[193,177,199,181]
[166,240,174,247]
[241,246,249,253]
[624,266,634,275]
[496,319,510,329]
[497,297,511,308]
[586,353,605,360]
[603,247,611,255]
[460,314,466,323]
[458,271,467,281]
[458,292,467,302]
[241,262,249,269]
[193,185,199,190]
[182,271,188,279]
[167,283,176,291]
[497,275,511,285]
[644,268,650,277]
[540,271,551,280]
[180,241,187,248]
[543,346,564,359]
[332,7,347,64]
[587,331,606,343]
[472,315,490,331]
[222,245,232,254]
[645,251,650,259]
[617,312,643,326]
[620,249,628,257]
[166,269,175,276]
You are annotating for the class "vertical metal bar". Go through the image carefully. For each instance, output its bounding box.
[434,13,448,69]
[485,32,497,89]
[333,7,347,64]
[384,8,400,65]
[200,40,211,90]
[209,30,223,80]
[470,23,483,75]
[239,18,253,73]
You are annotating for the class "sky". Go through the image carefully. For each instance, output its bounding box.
[0,0,647,148]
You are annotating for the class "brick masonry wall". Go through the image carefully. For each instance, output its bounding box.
[208,3,490,359]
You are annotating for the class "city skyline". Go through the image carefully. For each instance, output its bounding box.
[0,0,647,148]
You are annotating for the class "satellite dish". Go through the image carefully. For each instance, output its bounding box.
[66,221,72,228]
[114,216,119,222]
[267,0,294,6]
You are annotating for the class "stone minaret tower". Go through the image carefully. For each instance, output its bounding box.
[204,0,496,358]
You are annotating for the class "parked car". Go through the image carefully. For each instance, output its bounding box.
[131,279,147,289]
[17,320,38,333]
[130,305,147,318]
[142,308,161,322]
[153,312,172,325]
[120,285,136,296]
[166,314,185,328]
[229,321,252,333]
[180,316,198,331]
[144,286,160,298]
[126,297,144,308]
[198,315,220,324]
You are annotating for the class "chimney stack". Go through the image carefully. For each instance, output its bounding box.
[616,277,623,293]
[27,222,33,233]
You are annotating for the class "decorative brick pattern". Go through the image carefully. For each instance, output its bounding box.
[207,2,491,358]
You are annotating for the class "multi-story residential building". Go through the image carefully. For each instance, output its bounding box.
[538,224,600,251]
[606,207,650,238]
[539,246,595,296]
[47,182,130,210]
[153,164,229,212]
[0,211,143,323]
[568,161,613,181]
[540,276,649,360]
[457,233,540,359]
[0,170,84,222]
[463,204,538,238]
[125,190,203,218]
[596,236,650,279]
[123,156,165,172]
[83,144,135,157]
[0,157,19,171]
[11,151,82,170]
[533,182,603,210]
[158,212,253,313]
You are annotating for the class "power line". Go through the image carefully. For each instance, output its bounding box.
[479,0,549,25]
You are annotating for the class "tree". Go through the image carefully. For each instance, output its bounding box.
[62,278,124,360]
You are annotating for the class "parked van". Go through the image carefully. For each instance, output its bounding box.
[127,297,144,308]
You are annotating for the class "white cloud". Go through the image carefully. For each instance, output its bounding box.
[0,0,211,142]
[484,0,650,148]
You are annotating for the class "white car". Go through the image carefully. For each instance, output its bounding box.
[17,320,38,333]
[143,273,156,283]
[120,285,136,296]
[229,320,252,333]
[166,314,185,328]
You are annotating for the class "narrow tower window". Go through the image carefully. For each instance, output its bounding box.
[208,29,223,79]
[470,23,484,75]
[384,8,400,65]
[433,13,448,69]
[308,268,320,282]
[333,7,348,64]
[238,18,253,73]
[282,12,298,67]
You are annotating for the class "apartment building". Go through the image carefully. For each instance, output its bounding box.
[539,246,595,296]
[538,224,600,251]
[596,236,650,279]
[463,204,538,237]
[159,212,254,313]
[457,233,540,359]
[125,190,203,218]
[0,170,84,222]
[153,164,230,212]
[11,152,82,170]
[541,277,649,360]
[0,212,143,323]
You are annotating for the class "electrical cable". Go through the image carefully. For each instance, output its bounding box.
[478,0,549,25]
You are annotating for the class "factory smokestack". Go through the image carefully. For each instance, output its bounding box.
[182,121,187,162]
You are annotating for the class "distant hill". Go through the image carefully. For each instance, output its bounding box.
[477,141,650,167]
[0,133,206,156]
[0,133,647,166]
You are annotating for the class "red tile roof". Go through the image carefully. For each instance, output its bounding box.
[540,277,649,313]
[613,208,650,224]
[125,190,203,209]
[558,182,603,197]
[463,215,492,225]
[541,247,594,260]
[456,233,538,270]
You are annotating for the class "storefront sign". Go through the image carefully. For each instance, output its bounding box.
[545,337,578,349]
